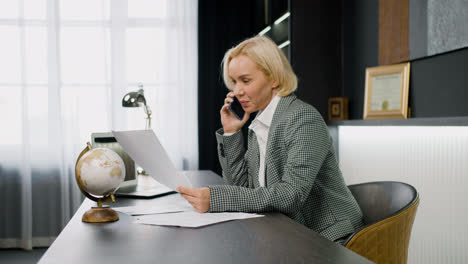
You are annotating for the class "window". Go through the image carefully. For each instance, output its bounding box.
[0,0,171,146]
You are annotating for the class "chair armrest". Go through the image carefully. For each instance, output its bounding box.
[345,196,419,263]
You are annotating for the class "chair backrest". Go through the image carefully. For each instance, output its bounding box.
[345,181,419,264]
[348,181,418,225]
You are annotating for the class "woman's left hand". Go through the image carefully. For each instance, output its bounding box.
[177,186,210,213]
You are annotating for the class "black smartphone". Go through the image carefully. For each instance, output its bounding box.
[229,96,245,120]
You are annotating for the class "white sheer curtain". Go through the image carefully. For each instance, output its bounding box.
[0,0,197,250]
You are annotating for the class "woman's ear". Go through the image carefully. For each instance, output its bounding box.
[272,80,279,89]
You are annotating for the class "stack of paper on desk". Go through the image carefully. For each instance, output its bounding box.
[114,204,188,216]
[114,189,263,227]
[133,211,264,228]
[114,198,263,228]
[114,194,193,215]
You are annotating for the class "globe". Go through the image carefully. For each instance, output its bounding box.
[75,143,125,223]
[76,147,126,197]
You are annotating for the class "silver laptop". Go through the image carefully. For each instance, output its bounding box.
[91,132,175,198]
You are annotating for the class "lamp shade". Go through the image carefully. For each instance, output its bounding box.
[122,89,147,107]
[121,85,152,129]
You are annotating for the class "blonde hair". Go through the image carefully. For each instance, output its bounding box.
[222,36,298,97]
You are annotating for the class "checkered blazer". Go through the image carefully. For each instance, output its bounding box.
[209,94,363,242]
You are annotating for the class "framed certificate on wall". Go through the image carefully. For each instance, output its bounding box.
[363,62,410,120]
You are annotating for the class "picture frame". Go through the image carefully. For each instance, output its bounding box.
[363,62,410,120]
[328,97,348,121]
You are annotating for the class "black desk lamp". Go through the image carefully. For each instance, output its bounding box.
[122,84,152,129]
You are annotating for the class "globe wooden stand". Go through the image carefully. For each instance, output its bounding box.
[82,203,119,223]
[75,143,120,223]
[81,194,119,223]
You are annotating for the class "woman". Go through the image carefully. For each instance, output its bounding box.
[177,36,363,243]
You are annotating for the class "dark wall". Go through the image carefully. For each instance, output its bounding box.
[410,48,468,117]
[198,0,257,174]
[291,0,343,119]
[343,1,468,119]
[342,0,379,120]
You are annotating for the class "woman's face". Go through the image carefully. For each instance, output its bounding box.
[228,55,278,113]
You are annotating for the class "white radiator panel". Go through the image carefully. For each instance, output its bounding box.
[338,126,468,264]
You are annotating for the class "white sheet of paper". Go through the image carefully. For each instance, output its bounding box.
[132,211,264,228]
[114,205,188,215]
[114,194,194,215]
[112,130,192,190]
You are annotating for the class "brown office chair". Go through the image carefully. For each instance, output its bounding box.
[344,181,419,264]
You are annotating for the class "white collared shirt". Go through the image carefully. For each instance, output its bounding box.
[248,95,281,187]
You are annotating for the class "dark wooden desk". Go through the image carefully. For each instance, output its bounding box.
[39,171,371,264]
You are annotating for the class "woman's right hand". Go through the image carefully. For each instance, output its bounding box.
[220,92,250,134]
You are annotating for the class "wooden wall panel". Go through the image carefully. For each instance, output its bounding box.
[379,0,409,65]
